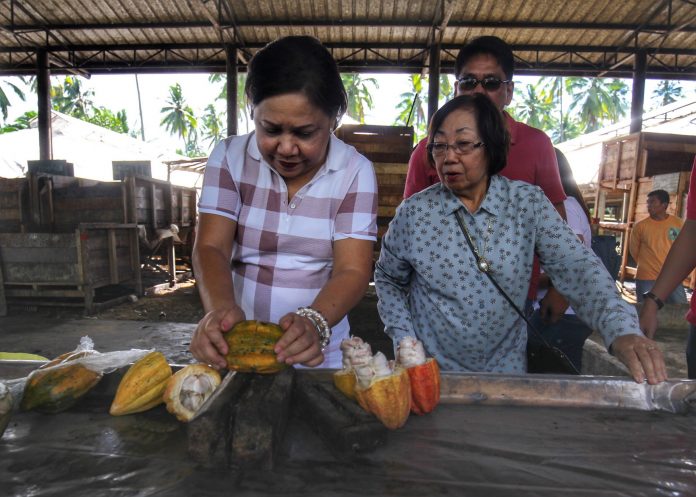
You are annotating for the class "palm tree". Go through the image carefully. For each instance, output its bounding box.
[394,74,428,140]
[567,77,628,133]
[549,114,583,143]
[86,107,129,134]
[51,76,94,118]
[341,73,379,123]
[538,76,577,142]
[201,104,225,151]
[160,83,197,145]
[652,80,683,108]
[437,74,453,108]
[511,83,556,131]
[208,73,250,132]
[0,77,26,121]
[0,110,36,133]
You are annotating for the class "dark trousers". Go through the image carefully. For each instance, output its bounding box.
[528,311,594,373]
[687,324,696,380]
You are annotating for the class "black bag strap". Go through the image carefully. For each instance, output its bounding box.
[454,208,580,375]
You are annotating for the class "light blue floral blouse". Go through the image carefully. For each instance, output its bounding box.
[374,175,639,373]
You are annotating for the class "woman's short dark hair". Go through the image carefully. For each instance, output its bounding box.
[427,94,509,176]
[245,36,348,122]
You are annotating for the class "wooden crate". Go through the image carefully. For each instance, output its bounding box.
[0,177,29,233]
[335,125,415,163]
[123,175,197,229]
[0,223,142,314]
[47,176,128,232]
[334,125,414,259]
[374,162,408,254]
[598,132,696,189]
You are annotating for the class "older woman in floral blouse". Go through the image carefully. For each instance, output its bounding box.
[374,94,667,384]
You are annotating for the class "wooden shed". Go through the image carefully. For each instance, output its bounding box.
[594,132,696,282]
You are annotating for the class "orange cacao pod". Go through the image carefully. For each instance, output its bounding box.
[406,357,440,415]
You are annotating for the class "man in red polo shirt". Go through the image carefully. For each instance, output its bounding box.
[404,35,568,322]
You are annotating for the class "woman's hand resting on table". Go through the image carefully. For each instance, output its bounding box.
[610,334,668,385]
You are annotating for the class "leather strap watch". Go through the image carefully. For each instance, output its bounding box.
[642,291,664,310]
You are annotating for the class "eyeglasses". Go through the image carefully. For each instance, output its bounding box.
[427,140,484,158]
[456,76,511,92]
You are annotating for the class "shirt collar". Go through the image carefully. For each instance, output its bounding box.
[438,175,505,219]
[246,131,344,173]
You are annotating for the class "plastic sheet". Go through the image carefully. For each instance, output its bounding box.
[2,376,696,496]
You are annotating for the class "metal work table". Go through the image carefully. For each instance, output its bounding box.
[2,365,695,496]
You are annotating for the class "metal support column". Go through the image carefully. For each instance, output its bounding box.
[226,45,238,137]
[36,50,52,160]
[427,42,441,126]
[629,50,647,134]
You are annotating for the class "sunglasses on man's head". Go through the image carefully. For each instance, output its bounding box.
[456,76,511,92]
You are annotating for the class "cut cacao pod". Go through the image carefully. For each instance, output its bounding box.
[332,369,357,400]
[110,351,172,416]
[355,367,411,430]
[407,358,440,415]
[224,320,286,374]
[164,364,221,422]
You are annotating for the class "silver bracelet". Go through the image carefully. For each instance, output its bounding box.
[296,306,331,350]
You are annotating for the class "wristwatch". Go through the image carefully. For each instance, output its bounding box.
[642,291,664,310]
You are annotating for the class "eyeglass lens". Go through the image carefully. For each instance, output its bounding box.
[429,141,482,156]
[457,77,507,91]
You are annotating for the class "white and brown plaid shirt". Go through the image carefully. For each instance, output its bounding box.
[199,133,378,367]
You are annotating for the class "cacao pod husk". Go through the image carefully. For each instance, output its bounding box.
[355,367,411,430]
[332,369,357,400]
[21,350,102,413]
[407,358,440,415]
[110,351,172,416]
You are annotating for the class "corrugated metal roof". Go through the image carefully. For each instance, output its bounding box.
[1,0,695,79]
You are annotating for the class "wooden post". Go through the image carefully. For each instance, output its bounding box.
[629,50,647,134]
[37,50,52,161]
[427,41,441,126]
[226,45,238,137]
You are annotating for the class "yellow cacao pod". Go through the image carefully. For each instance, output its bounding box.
[332,369,357,400]
[110,351,172,416]
[163,364,221,422]
[224,320,286,374]
[355,367,411,430]
[407,358,441,415]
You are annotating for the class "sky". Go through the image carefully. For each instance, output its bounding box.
[1,73,417,153]
[2,73,695,155]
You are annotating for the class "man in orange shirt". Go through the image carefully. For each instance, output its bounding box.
[630,189,687,304]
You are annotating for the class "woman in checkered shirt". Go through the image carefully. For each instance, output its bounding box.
[190,36,379,370]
